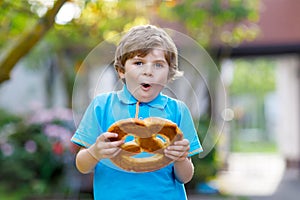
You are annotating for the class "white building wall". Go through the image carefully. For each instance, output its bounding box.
[275,55,300,161]
[0,62,66,114]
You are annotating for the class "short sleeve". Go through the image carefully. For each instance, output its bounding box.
[71,98,103,148]
[178,101,203,157]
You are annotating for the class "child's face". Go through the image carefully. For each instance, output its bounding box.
[118,49,169,102]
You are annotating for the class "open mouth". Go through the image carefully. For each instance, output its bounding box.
[141,83,151,89]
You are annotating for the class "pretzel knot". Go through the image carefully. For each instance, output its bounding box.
[108,117,183,172]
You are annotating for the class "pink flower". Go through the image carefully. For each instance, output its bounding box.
[43,124,72,149]
[1,143,14,156]
[24,140,37,153]
[27,108,74,125]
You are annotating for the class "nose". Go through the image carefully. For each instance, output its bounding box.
[142,64,153,76]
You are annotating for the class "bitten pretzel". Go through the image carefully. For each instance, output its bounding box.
[108,117,183,172]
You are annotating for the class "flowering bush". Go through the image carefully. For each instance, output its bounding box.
[0,108,77,196]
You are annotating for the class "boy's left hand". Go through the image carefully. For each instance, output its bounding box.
[164,139,190,162]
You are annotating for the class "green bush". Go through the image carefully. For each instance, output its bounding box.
[0,108,76,197]
[186,115,219,190]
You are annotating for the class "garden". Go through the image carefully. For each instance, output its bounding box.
[0,108,82,199]
[0,0,261,199]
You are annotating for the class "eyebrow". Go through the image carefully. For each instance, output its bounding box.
[131,57,167,63]
[154,60,168,64]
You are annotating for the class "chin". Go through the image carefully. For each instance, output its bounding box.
[138,95,155,103]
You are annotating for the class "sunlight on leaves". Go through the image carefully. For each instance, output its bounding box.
[230,59,276,96]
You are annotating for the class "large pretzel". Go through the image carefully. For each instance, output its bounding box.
[108,117,183,172]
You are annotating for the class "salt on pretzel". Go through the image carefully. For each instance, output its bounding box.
[108,117,183,172]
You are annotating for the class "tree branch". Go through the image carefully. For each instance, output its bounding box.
[0,0,68,83]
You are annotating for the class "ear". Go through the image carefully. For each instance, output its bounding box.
[117,68,125,79]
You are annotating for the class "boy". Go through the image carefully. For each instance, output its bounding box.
[71,25,202,199]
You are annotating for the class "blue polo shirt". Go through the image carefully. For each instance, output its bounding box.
[71,85,202,200]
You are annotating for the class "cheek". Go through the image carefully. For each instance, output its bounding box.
[125,70,139,81]
[124,71,140,90]
[159,70,169,84]
[159,76,168,85]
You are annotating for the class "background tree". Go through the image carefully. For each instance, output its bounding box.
[0,0,67,83]
[157,0,260,48]
[0,0,260,106]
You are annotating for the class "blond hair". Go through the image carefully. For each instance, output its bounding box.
[114,25,183,81]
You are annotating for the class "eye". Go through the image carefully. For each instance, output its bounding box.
[134,61,143,66]
[154,63,164,68]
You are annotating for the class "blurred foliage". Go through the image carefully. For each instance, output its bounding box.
[158,0,260,47]
[229,58,277,154]
[0,109,22,127]
[230,58,276,96]
[232,140,277,153]
[0,0,260,69]
[186,115,219,190]
[0,0,152,62]
[0,0,261,105]
[0,1,37,50]
[0,108,76,198]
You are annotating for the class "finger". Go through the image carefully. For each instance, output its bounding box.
[97,140,124,151]
[98,132,118,142]
[174,139,189,146]
[164,151,186,161]
[167,145,190,152]
[164,150,188,161]
[106,140,124,147]
[164,153,177,160]
[164,149,188,158]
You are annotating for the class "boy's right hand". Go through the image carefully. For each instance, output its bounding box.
[88,132,124,161]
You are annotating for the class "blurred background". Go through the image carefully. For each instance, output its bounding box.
[0,0,299,199]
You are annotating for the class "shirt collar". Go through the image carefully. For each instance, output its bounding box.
[117,85,168,109]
